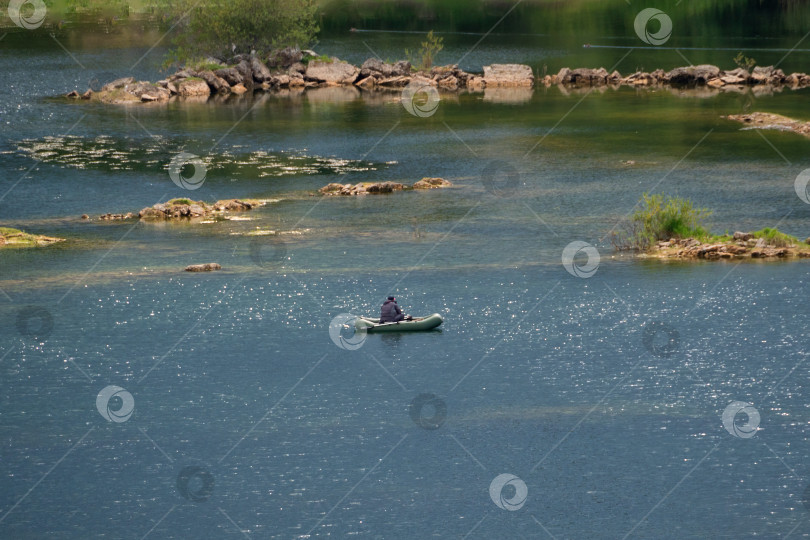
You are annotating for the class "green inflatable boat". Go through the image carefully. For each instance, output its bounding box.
[355,313,443,333]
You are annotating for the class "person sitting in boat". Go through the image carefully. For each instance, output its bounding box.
[380,296,412,323]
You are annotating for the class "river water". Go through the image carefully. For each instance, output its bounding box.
[2,21,810,540]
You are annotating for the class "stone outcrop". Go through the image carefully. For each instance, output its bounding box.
[413,177,452,189]
[725,112,810,138]
[647,236,810,260]
[184,263,221,272]
[320,177,451,195]
[177,79,211,97]
[483,64,534,87]
[91,199,264,221]
[305,59,360,85]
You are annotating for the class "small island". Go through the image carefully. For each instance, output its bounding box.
[0,227,64,248]
[612,194,810,260]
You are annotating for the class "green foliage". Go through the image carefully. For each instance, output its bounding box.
[751,227,799,247]
[733,51,756,71]
[612,193,712,251]
[147,0,319,66]
[301,54,332,65]
[185,58,226,71]
[168,198,196,206]
[405,30,443,71]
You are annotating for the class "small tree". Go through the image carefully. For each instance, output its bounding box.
[733,51,756,71]
[149,0,319,65]
[405,30,444,71]
[611,193,712,251]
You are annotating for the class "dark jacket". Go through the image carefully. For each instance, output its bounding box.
[380,299,403,323]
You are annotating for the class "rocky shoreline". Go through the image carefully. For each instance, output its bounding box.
[318,177,452,196]
[63,47,810,104]
[643,233,810,260]
[85,198,265,221]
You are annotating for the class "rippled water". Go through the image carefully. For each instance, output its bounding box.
[2,27,810,540]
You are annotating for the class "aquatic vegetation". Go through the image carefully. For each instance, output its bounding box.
[0,227,64,248]
[15,136,385,178]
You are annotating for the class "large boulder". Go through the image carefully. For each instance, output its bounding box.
[665,65,720,85]
[215,67,243,86]
[196,70,230,93]
[267,47,303,69]
[305,59,360,85]
[177,78,211,97]
[483,64,534,87]
[235,60,254,88]
[250,57,273,82]
[413,177,452,189]
[125,81,171,101]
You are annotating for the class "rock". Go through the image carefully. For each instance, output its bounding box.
[197,70,230,93]
[467,76,485,90]
[267,47,303,69]
[319,181,405,195]
[665,65,720,85]
[81,89,93,99]
[707,78,725,88]
[250,56,273,82]
[720,74,746,85]
[66,90,80,98]
[213,199,252,211]
[751,65,774,82]
[413,177,452,189]
[305,59,360,85]
[483,64,534,87]
[366,181,405,193]
[230,83,248,95]
[355,76,376,88]
[184,263,221,272]
[392,60,411,77]
[141,93,158,102]
[81,214,89,220]
[235,60,254,88]
[101,76,135,92]
[555,67,572,83]
[270,74,291,87]
[177,78,211,97]
[377,75,411,87]
[288,62,306,75]
[437,75,459,90]
[569,67,608,85]
[215,67,243,86]
[733,231,753,241]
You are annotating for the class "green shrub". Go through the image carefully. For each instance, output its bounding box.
[186,58,226,72]
[405,30,443,71]
[751,227,799,247]
[612,193,712,251]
